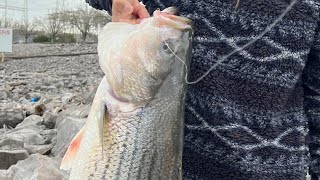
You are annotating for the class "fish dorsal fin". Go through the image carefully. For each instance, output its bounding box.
[60,126,85,170]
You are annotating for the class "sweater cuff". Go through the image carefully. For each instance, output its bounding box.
[85,0,112,12]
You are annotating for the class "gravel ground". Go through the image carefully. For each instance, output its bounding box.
[0,43,103,108]
[4,43,97,57]
[0,43,104,179]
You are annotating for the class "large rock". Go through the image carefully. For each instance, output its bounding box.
[0,127,55,156]
[57,104,91,121]
[40,129,57,144]
[0,150,29,169]
[6,124,46,146]
[16,115,43,128]
[0,137,24,150]
[8,154,69,180]
[0,169,13,180]
[24,144,54,155]
[43,112,57,129]
[52,116,86,157]
[0,107,25,128]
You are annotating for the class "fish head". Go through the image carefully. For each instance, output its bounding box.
[98,8,193,104]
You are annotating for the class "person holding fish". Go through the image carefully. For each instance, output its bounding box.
[67,0,320,179]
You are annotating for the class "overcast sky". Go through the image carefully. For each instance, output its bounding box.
[1,0,90,20]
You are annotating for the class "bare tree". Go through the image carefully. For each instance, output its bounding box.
[16,20,37,43]
[0,17,5,27]
[0,16,18,28]
[42,10,66,43]
[65,5,110,42]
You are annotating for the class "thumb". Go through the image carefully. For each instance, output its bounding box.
[112,0,134,17]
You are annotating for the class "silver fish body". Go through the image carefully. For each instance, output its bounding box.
[61,8,193,180]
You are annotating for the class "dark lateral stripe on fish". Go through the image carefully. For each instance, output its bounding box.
[147,148,157,180]
[114,146,126,179]
[101,164,109,179]
[137,152,147,180]
[115,130,131,179]
[147,148,158,180]
[127,126,140,179]
[143,148,154,179]
[101,150,113,179]
[90,160,98,178]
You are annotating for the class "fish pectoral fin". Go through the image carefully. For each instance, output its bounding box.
[60,126,85,171]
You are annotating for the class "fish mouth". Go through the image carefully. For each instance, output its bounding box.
[153,7,192,30]
[162,6,180,15]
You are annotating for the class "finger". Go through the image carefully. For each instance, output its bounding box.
[112,0,148,24]
[112,0,134,19]
[137,4,150,19]
[132,2,150,19]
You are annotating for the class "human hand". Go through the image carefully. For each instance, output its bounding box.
[112,0,150,24]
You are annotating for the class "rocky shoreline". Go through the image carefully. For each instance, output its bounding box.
[0,43,103,179]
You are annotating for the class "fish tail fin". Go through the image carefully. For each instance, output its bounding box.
[60,126,85,170]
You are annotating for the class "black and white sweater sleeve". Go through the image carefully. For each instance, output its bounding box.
[85,0,111,11]
[303,21,320,180]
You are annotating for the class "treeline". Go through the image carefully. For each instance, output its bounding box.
[0,5,111,43]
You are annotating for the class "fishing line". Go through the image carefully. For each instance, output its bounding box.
[165,0,298,85]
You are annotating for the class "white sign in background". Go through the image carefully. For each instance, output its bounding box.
[0,28,13,53]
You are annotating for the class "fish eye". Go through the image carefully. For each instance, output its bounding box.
[162,41,174,54]
[163,44,169,51]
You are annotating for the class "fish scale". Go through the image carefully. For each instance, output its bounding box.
[81,95,179,179]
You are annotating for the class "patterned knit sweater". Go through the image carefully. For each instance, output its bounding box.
[86,0,320,179]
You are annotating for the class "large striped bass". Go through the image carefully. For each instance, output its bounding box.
[60,7,193,180]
